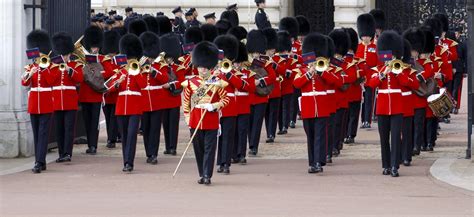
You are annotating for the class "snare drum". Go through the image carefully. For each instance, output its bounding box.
[427,88,455,118]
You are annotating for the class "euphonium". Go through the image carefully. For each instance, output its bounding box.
[127,59,141,76]
[220,58,232,73]
[36,54,51,69]
[72,36,90,63]
[313,57,330,72]
[388,59,404,75]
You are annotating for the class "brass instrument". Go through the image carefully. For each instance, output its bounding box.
[139,56,151,73]
[72,36,90,63]
[36,54,51,69]
[387,59,404,75]
[153,52,166,64]
[219,58,232,73]
[59,63,68,72]
[127,59,141,76]
[312,57,330,72]
[22,67,37,82]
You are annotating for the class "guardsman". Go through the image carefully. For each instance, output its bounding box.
[354,13,378,133]
[214,35,246,174]
[276,31,296,135]
[324,37,338,164]
[246,30,277,156]
[109,34,147,172]
[254,0,271,29]
[78,26,115,155]
[139,32,170,164]
[369,9,385,40]
[204,12,216,25]
[399,39,420,166]
[221,6,239,28]
[434,13,458,68]
[50,32,84,163]
[180,27,203,80]
[262,28,282,143]
[23,30,54,173]
[182,41,230,185]
[367,31,409,177]
[160,33,186,155]
[279,16,302,128]
[294,33,338,173]
[172,6,186,35]
[328,29,359,161]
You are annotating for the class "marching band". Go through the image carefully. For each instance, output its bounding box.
[22,1,462,185]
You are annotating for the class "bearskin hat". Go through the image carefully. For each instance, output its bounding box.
[200,24,218,42]
[433,13,449,32]
[402,39,412,64]
[159,33,181,61]
[246,29,267,54]
[329,29,350,56]
[191,41,219,69]
[302,32,328,58]
[184,26,203,44]
[220,10,239,27]
[127,19,148,36]
[343,27,359,53]
[83,25,104,50]
[423,18,443,38]
[326,36,335,57]
[369,9,385,30]
[376,30,404,59]
[156,15,172,36]
[214,34,239,61]
[216,19,232,35]
[143,15,159,34]
[119,33,143,59]
[102,30,120,55]
[227,26,247,41]
[295,15,310,36]
[27,30,51,54]
[276,31,292,53]
[419,27,435,54]
[357,13,375,38]
[262,28,278,50]
[236,42,248,63]
[402,27,425,54]
[279,17,299,39]
[52,32,74,55]
[140,32,160,59]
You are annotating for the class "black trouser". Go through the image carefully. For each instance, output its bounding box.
[142,110,163,157]
[290,89,301,123]
[347,101,361,138]
[425,117,438,145]
[217,117,236,166]
[31,114,52,164]
[377,115,402,169]
[265,97,280,138]
[162,107,180,151]
[249,103,266,153]
[102,104,118,143]
[335,108,347,151]
[452,72,464,107]
[233,114,249,160]
[401,116,414,162]
[54,110,76,157]
[117,115,140,166]
[80,102,101,149]
[327,113,335,159]
[278,94,292,131]
[192,129,218,178]
[413,108,426,150]
[303,117,327,166]
[361,87,374,124]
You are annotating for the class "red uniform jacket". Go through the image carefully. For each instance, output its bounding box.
[292,39,302,56]
[49,61,84,111]
[249,60,277,105]
[332,59,358,109]
[269,55,288,98]
[78,55,116,103]
[182,76,230,130]
[235,68,254,115]
[110,69,147,116]
[103,58,121,105]
[367,65,410,116]
[413,58,435,109]
[161,63,186,109]
[355,42,379,86]
[281,56,298,96]
[344,54,364,102]
[22,64,54,114]
[400,67,420,117]
[433,45,453,83]
[440,38,458,62]
[218,68,247,117]
[141,62,170,112]
[293,67,340,118]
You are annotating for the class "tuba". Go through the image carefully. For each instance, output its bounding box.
[388,59,405,75]
[72,36,90,63]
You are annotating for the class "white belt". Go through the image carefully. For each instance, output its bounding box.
[235,91,249,96]
[143,85,163,90]
[401,91,412,96]
[185,75,195,79]
[52,86,76,90]
[326,89,335,94]
[194,104,209,109]
[302,91,327,96]
[119,90,141,96]
[378,89,402,94]
[227,93,235,97]
[30,87,52,92]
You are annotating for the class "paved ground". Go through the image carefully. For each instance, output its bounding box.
[1,80,473,216]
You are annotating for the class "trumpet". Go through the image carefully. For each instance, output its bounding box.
[219,58,232,73]
[311,57,330,72]
[127,59,141,76]
[387,59,405,75]
[36,54,51,69]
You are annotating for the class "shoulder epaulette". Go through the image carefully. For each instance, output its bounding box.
[176,65,186,71]
[423,59,432,65]
[446,38,458,47]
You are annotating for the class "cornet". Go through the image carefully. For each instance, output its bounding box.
[387,59,405,75]
[219,58,232,73]
[312,57,330,72]
[36,54,51,69]
[127,59,141,76]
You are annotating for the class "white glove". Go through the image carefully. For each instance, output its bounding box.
[204,103,215,112]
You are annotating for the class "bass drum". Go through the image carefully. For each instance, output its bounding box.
[427,88,455,118]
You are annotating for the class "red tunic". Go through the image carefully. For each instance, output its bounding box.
[22,64,54,114]
[355,42,380,86]
[49,61,84,111]
[103,59,121,105]
[111,69,147,116]
[413,58,435,109]
[160,63,186,109]
[218,68,246,117]
[440,38,458,62]
[78,55,116,103]
[235,68,254,115]
[344,54,364,102]
[281,57,298,96]
[400,67,420,117]
[140,62,170,112]
[249,60,277,105]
